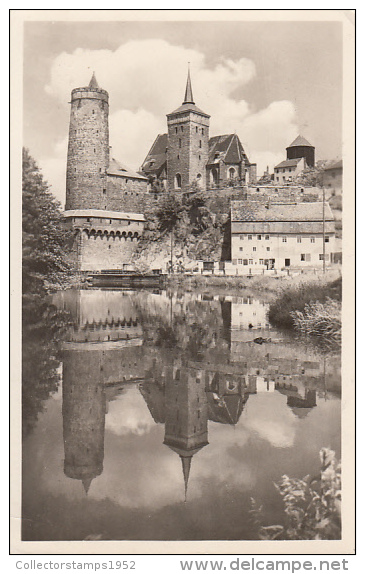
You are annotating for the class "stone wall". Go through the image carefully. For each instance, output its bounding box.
[106,175,149,211]
[66,87,109,211]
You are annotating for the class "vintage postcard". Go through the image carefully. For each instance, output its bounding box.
[10,9,355,555]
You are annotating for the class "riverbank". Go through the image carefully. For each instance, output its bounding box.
[165,268,342,299]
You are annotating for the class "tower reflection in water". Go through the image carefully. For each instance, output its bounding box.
[56,290,335,499]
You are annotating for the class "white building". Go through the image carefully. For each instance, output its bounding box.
[231,201,336,271]
[273,157,306,184]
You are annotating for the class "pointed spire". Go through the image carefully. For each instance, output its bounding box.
[82,477,93,495]
[183,64,195,105]
[180,455,192,503]
[89,71,99,90]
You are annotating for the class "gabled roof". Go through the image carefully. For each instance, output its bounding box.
[140,134,168,176]
[208,134,250,166]
[231,201,334,222]
[107,157,148,180]
[287,135,314,148]
[274,158,303,169]
[324,159,342,171]
[167,102,210,117]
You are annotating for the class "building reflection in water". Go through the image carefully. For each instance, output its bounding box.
[55,289,338,499]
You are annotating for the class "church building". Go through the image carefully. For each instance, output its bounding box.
[141,70,257,192]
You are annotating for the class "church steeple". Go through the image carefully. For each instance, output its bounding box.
[88,71,99,89]
[181,455,192,503]
[183,65,195,105]
[82,477,93,495]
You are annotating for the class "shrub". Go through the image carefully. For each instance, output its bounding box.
[268,278,341,329]
[291,299,341,349]
[250,448,341,540]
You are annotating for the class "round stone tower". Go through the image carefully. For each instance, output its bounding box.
[65,72,109,211]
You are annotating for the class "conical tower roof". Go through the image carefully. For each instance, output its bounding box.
[82,477,93,495]
[180,455,192,503]
[287,135,314,148]
[88,71,99,90]
[183,67,194,104]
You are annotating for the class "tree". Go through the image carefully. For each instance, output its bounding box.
[22,148,73,296]
[155,192,184,233]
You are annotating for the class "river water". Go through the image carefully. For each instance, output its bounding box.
[22,288,341,541]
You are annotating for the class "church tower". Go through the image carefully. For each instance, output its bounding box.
[166,68,210,192]
[65,72,109,210]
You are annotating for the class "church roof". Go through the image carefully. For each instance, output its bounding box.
[107,157,148,180]
[207,392,246,425]
[208,134,250,166]
[141,134,168,176]
[167,69,210,118]
[287,135,314,148]
[184,68,194,104]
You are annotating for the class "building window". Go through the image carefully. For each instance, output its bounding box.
[301,254,305,261]
[248,235,252,240]
[202,128,204,135]
[174,173,182,189]
[177,154,180,160]
[266,247,270,251]
[181,125,184,132]
[103,188,106,194]
[243,259,248,265]
[238,259,242,264]
[301,253,311,262]
[249,259,253,265]
[86,218,90,222]
[259,259,264,265]
[282,236,287,242]
[253,247,257,251]
[265,235,270,240]
[310,237,315,243]
[196,126,198,133]
[257,234,262,240]
[175,127,178,134]
[239,247,243,252]
[229,167,235,179]
[199,140,202,148]
[199,155,201,160]
[319,254,330,261]
[179,138,181,148]
[240,235,244,240]
[297,236,301,243]
[325,236,330,243]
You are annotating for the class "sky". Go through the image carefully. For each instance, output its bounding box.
[23,18,343,204]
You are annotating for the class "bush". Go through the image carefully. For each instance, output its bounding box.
[291,299,341,349]
[268,278,341,329]
[250,448,341,540]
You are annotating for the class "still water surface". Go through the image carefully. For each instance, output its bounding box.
[22,288,341,541]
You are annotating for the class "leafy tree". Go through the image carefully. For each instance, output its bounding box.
[22,148,73,296]
[155,192,184,233]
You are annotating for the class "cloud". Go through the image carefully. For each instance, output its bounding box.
[41,39,298,201]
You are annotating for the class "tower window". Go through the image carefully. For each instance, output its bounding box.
[202,128,204,135]
[92,110,95,114]
[181,125,184,132]
[103,188,106,194]
[199,140,202,148]
[196,126,198,133]
[174,173,182,189]
[179,138,181,148]
[175,127,178,134]
[177,154,180,160]
[199,155,201,160]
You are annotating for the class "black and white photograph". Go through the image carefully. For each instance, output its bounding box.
[11,9,355,555]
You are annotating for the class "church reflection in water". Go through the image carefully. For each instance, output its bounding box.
[56,289,339,497]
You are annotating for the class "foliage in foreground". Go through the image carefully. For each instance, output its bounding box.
[250,448,341,540]
[291,299,341,350]
[268,278,341,329]
[22,148,74,296]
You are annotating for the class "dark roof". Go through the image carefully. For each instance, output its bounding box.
[107,157,148,180]
[287,135,314,148]
[324,159,342,171]
[183,68,194,104]
[140,134,168,176]
[231,201,334,222]
[208,134,250,166]
[274,158,302,169]
[167,102,210,117]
